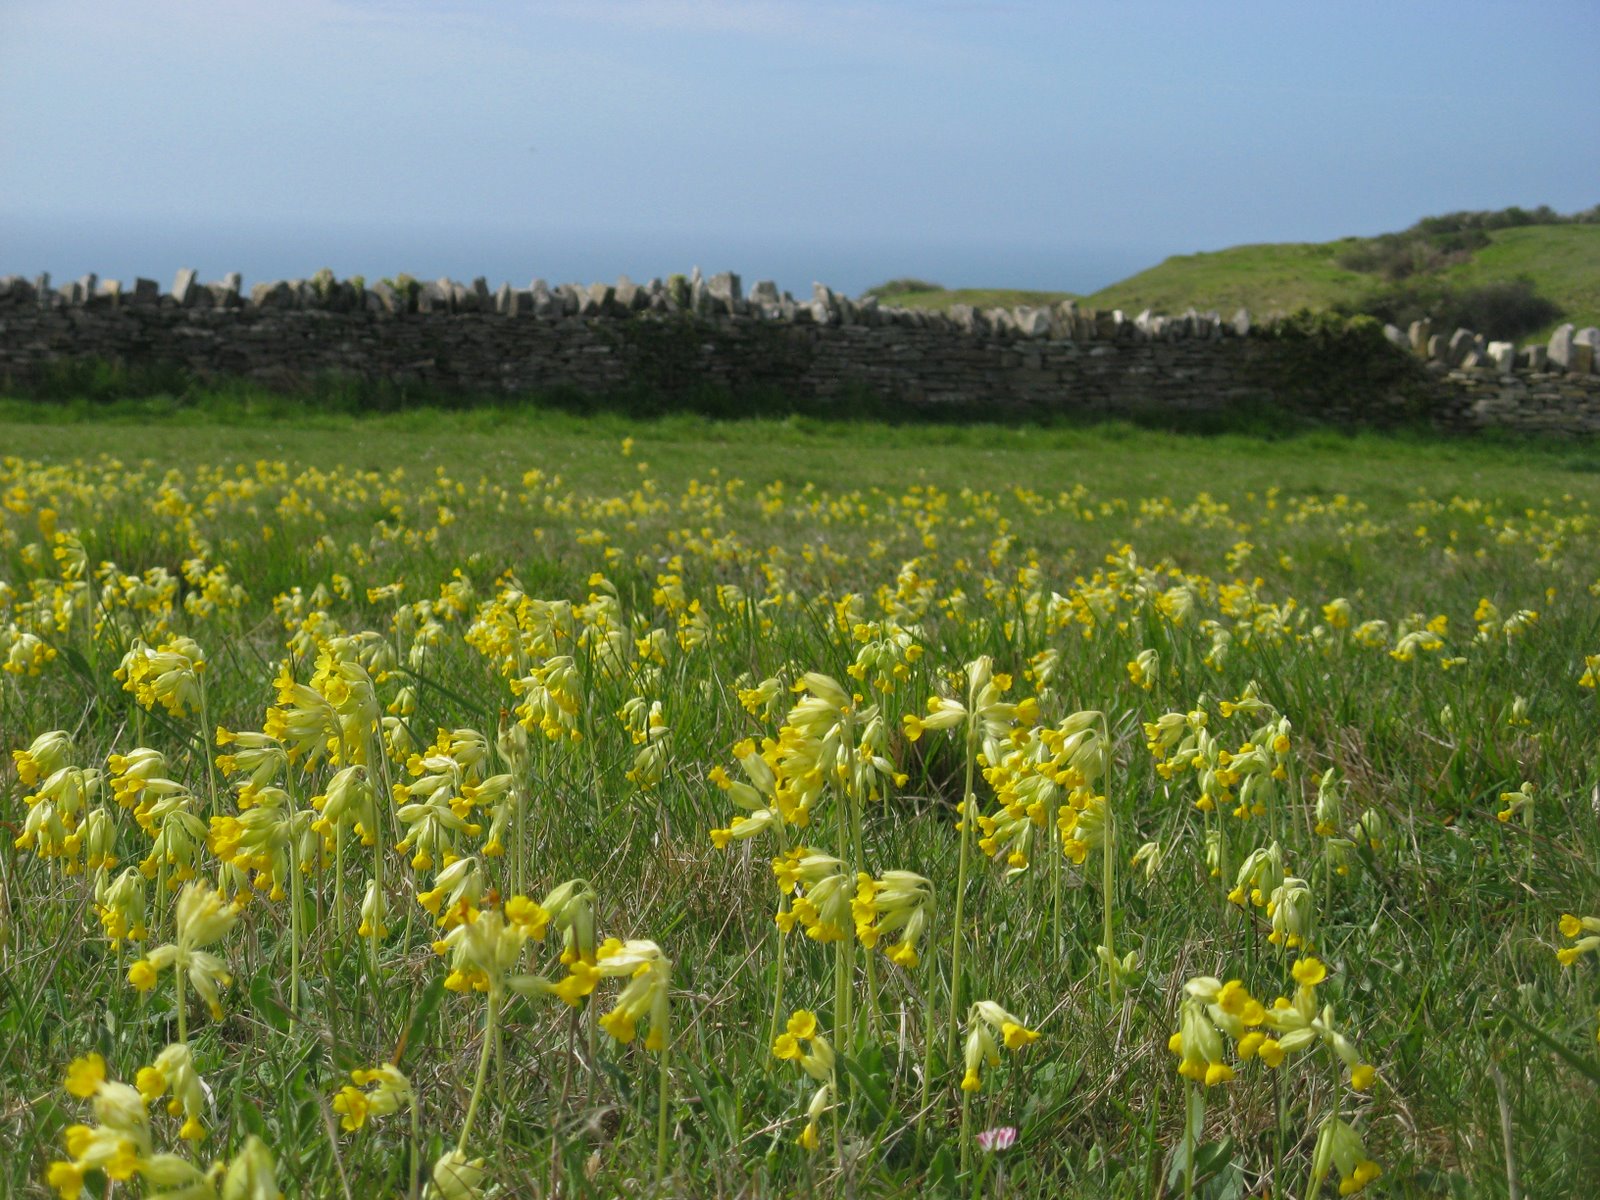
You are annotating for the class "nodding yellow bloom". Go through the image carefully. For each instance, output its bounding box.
[115,636,207,717]
[133,881,239,1019]
[136,1043,209,1141]
[1174,976,1268,1084]
[1557,914,1600,966]
[797,1081,833,1151]
[962,1000,1039,1091]
[1126,648,1158,690]
[332,1064,412,1132]
[772,1009,835,1081]
[48,1053,154,1198]
[1496,782,1534,823]
[1291,957,1328,987]
[591,939,672,1053]
[13,729,73,788]
[65,1053,107,1098]
[1311,1116,1382,1196]
[852,870,933,967]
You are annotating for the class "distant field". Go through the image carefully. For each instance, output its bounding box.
[876,224,1600,342]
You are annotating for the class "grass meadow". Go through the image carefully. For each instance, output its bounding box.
[3,406,1599,1198]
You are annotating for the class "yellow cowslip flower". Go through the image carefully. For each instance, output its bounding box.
[1229,842,1285,909]
[772,1010,834,1081]
[439,904,532,996]
[417,856,485,927]
[852,870,932,967]
[130,881,239,1018]
[1496,782,1534,823]
[48,1055,154,1198]
[220,1135,281,1200]
[115,636,207,717]
[333,1063,412,1132]
[1266,877,1314,949]
[1291,957,1328,987]
[1126,648,1158,690]
[593,939,672,1053]
[96,867,148,950]
[65,1053,107,1098]
[797,1081,832,1152]
[1311,1116,1382,1196]
[137,1042,209,1141]
[1581,653,1600,689]
[13,729,73,788]
[962,1000,1039,1091]
[1557,914,1600,966]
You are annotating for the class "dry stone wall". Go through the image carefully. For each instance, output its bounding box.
[2,269,1597,432]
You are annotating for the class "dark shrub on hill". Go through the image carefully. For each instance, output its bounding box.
[1340,278,1563,342]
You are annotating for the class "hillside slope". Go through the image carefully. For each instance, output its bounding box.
[875,223,1599,341]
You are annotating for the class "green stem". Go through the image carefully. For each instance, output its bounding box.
[655,1030,672,1185]
[766,919,789,1067]
[457,989,500,1153]
[959,1085,972,1181]
[945,719,978,1066]
[175,960,187,1045]
[198,673,218,820]
[288,833,301,1028]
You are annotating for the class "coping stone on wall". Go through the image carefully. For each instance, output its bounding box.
[172,268,199,307]
[1549,323,1575,371]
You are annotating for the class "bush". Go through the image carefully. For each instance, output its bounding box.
[1339,278,1562,341]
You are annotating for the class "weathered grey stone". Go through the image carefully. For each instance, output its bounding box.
[78,274,98,306]
[1574,341,1596,377]
[750,280,780,305]
[555,284,582,316]
[707,272,743,314]
[1014,307,1053,338]
[369,281,399,313]
[33,273,51,306]
[472,277,491,309]
[222,272,242,296]
[948,303,977,333]
[1548,324,1576,370]
[1487,341,1517,374]
[509,288,533,316]
[129,277,159,306]
[1232,309,1251,337]
[1408,319,1431,354]
[614,276,642,311]
[531,284,562,319]
[1575,328,1600,373]
[1522,345,1548,370]
[1447,328,1475,366]
[1383,324,1408,349]
[494,283,514,315]
[1426,334,1446,360]
[170,268,199,307]
[583,282,615,317]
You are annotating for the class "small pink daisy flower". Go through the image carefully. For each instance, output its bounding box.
[976,1125,1017,1153]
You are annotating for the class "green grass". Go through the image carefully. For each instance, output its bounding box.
[3,408,1600,1198]
[875,225,1600,343]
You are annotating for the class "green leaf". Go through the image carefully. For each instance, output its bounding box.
[399,974,446,1067]
[249,970,292,1034]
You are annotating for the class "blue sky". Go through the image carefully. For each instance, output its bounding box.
[2,0,1596,295]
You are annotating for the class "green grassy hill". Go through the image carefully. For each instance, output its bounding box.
[873,221,1600,342]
